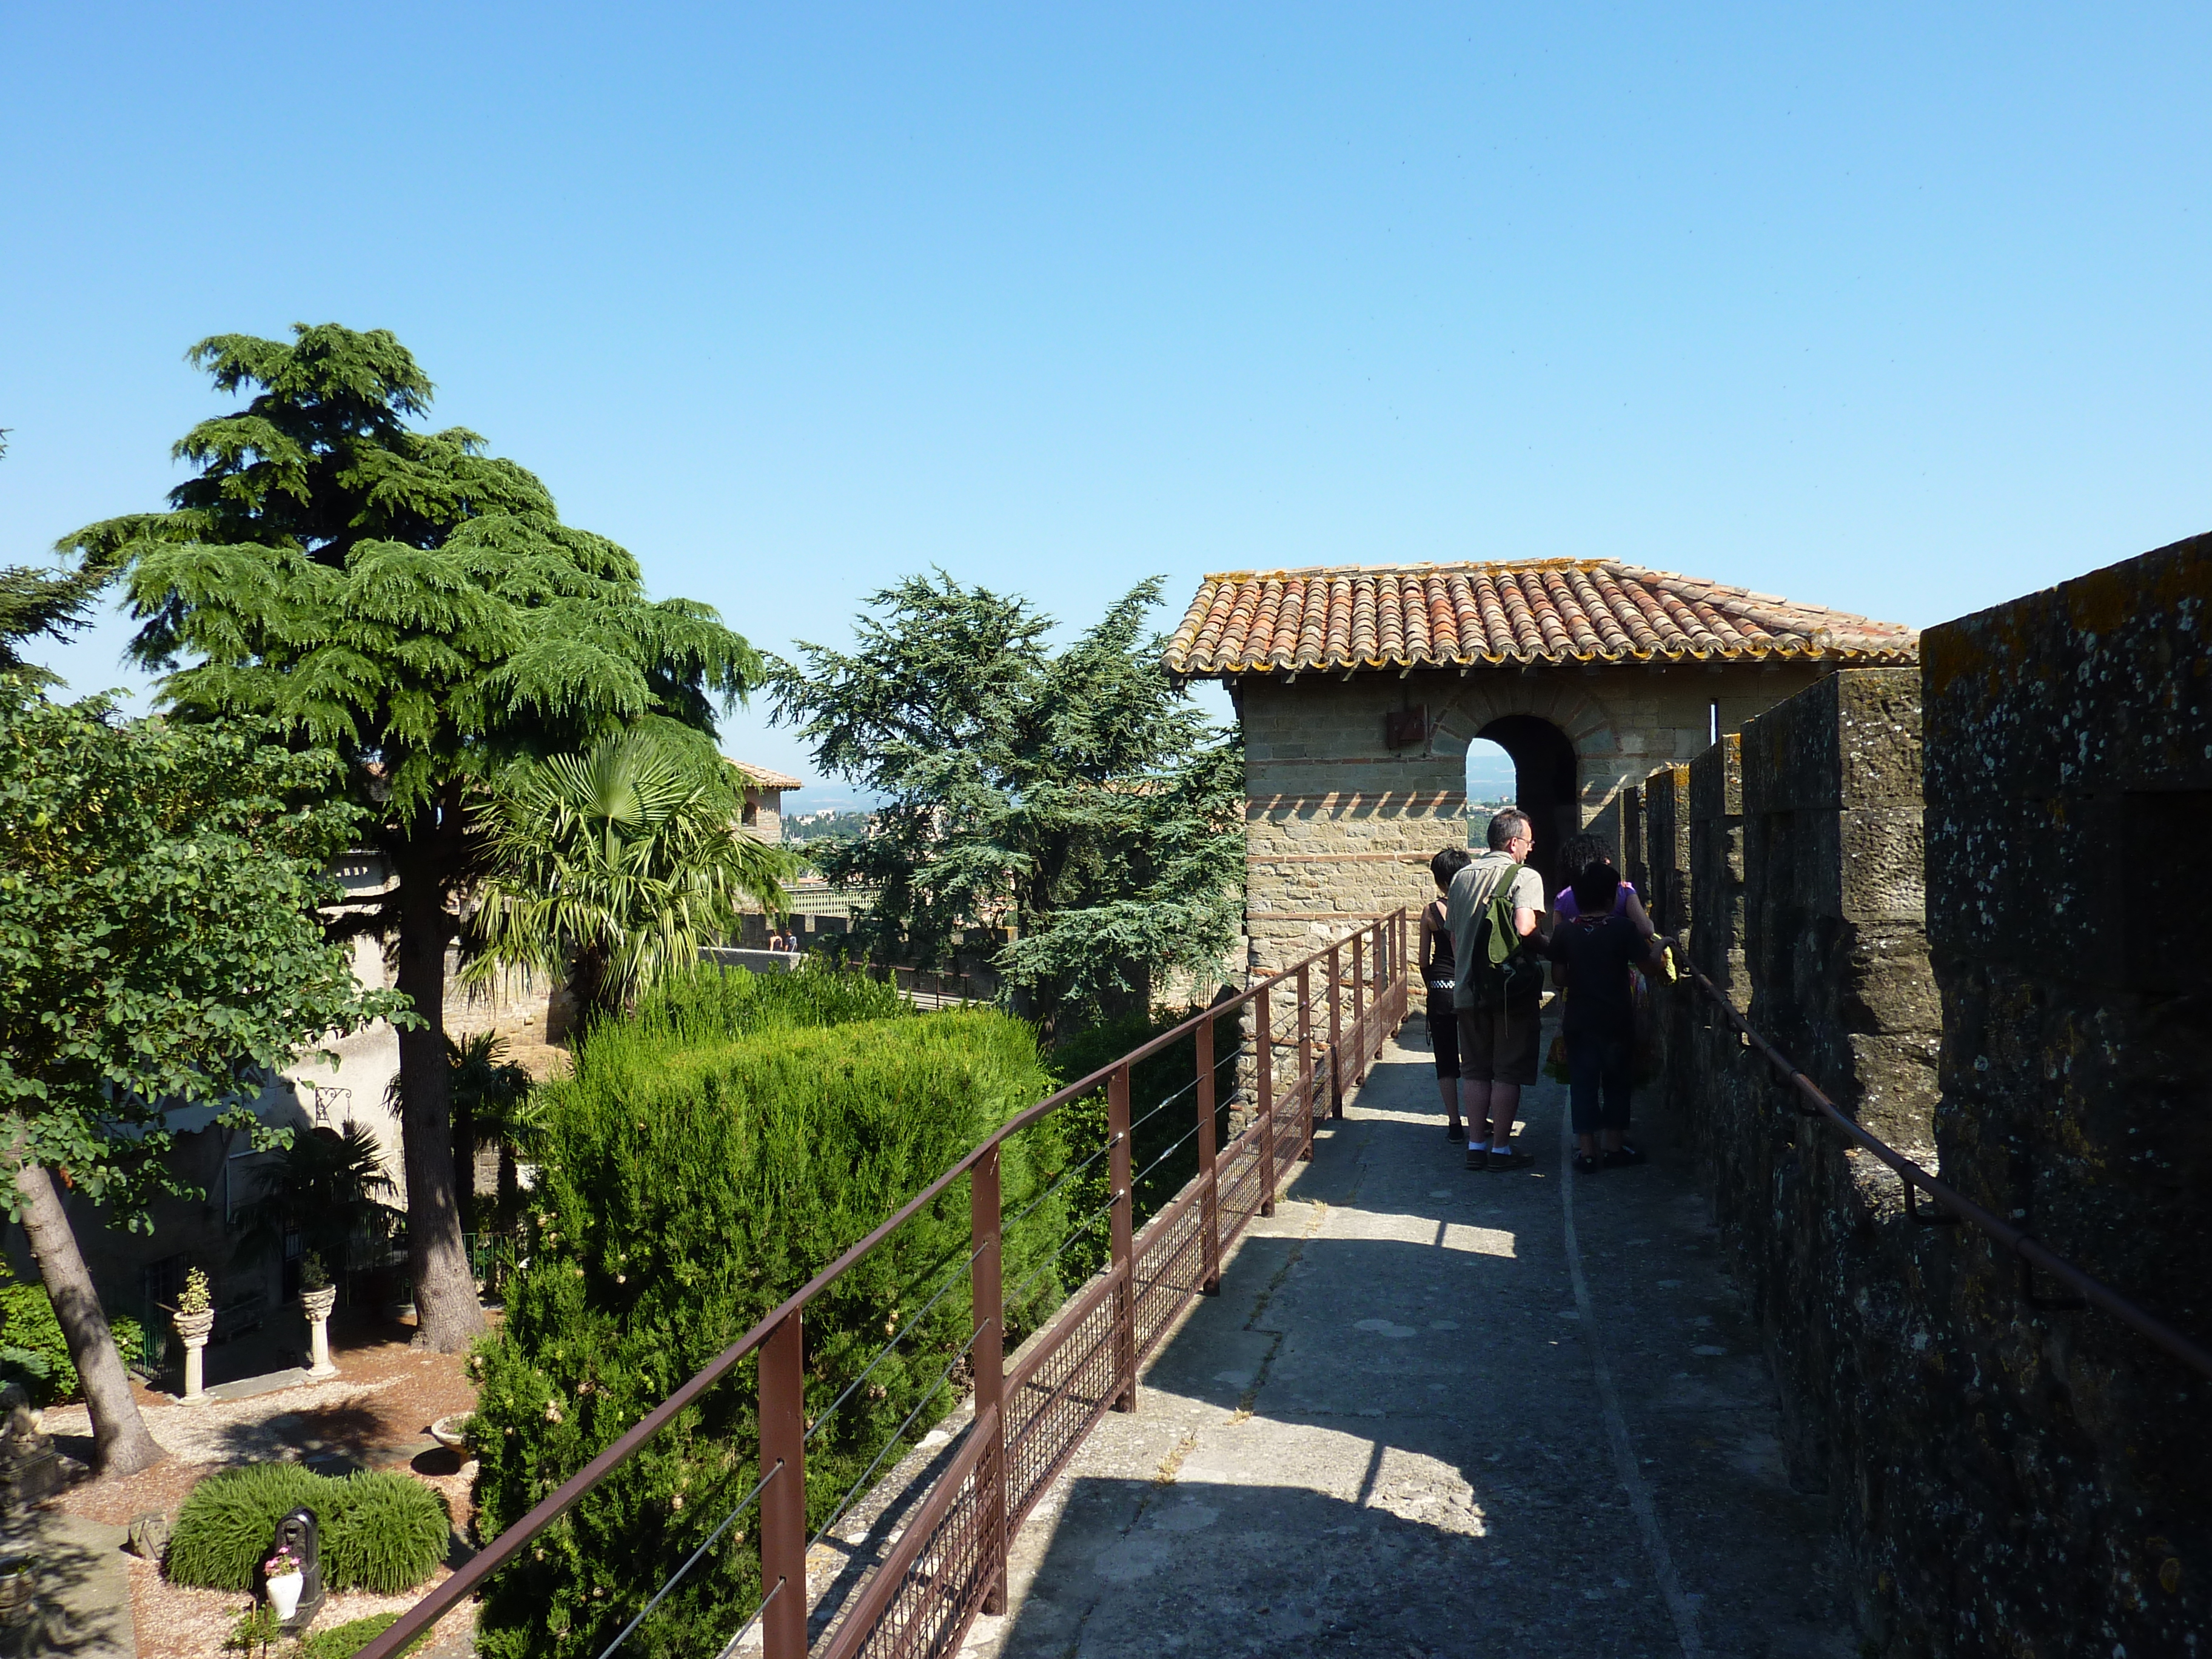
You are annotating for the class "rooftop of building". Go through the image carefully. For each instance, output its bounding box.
[1162,558,1919,675]
[725,758,805,791]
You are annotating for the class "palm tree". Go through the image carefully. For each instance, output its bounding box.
[446,1033,533,1233]
[464,728,796,1020]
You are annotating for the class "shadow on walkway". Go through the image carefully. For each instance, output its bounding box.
[971,1030,1857,1658]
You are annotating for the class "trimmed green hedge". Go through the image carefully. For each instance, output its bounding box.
[471,965,1068,1659]
[167,1464,450,1594]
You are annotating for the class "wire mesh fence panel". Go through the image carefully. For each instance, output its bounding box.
[828,1421,1002,1659]
[1131,1188,1208,1364]
[1003,1275,1124,1527]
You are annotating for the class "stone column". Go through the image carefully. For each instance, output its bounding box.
[173,1310,215,1403]
[300,1287,338,1379]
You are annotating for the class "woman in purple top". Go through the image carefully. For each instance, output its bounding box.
[1550,833,1655,939]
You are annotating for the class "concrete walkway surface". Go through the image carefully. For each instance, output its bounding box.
[962,1021,1855,1658]
[0,1510,133,1659]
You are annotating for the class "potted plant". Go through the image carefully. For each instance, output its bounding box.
[261,1542,304,1623]
[298,1253,338,1378]
[173,1267,216,1401]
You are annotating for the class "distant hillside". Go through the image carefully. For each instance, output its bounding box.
[786,809,877,843]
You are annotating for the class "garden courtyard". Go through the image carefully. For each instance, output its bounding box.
[39,1309,483,1659]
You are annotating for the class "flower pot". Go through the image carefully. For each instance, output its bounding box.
[299,1287,337,1322]
[171,1310,214,1346]
[266,1570,304,1622]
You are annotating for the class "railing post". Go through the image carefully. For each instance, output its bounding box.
[970,1146,1007,1614]
[759,1312,807,1659]
[1327,942,1344,1119]
[1296,962,1314,1161]
[1108,1063,1137,1412]
[1350,930,1364,1078]
[1256,983,1276,1218]
[1197,1010,1221,1295]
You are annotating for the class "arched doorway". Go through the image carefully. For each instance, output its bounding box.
[1475,714,1578,897]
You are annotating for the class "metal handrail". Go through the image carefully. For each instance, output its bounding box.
[1670,941,2212,1383]
[359,908,1409,1659]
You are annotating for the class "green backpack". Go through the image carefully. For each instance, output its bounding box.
[1466,876,1545,1011]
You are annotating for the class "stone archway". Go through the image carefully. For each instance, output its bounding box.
[1474,714,1578,893]
[1431,677,1622,899]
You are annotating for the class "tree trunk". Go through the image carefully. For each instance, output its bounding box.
[10,1161,164,1476]
[393,865,486,1353]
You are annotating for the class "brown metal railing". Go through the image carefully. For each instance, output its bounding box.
[1671,942,2212,1383]
[361,909,1410,1659]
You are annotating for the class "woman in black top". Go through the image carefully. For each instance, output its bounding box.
[1549,860,1665,1173]
[1419,845,1473,1139]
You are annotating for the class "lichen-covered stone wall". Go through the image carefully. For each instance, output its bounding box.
[1638,549,2211,1655]
[1915,531,2210,1657]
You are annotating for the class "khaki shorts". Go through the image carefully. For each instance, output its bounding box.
[1456,1002,1542,1085]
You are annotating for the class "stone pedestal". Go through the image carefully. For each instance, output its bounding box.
[300,1288,338,1379]
[173,1310,214,1403]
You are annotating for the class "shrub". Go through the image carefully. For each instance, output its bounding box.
[1049,1007,1240,1286]
[318,1471,452,1593]
[167,1465,450,1594]
[300,1615,430,1659]
[0,1279,144,1406]
[167,1464,326,1591]
[471,985,1067,1659]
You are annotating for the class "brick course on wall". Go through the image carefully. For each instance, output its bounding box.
[1639,543,2211,1655]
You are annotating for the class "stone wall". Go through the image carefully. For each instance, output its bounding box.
[1235,660,1823,977]
[1914,531,2211,1656]
[1637,549,2211,1654]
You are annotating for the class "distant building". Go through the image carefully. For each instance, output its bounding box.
[725,759,803,843]
[1163,559,1917,974]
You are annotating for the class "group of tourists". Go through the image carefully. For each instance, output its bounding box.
[1416,808,1668,1174]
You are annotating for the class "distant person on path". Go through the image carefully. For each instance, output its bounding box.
[1419,845,1474,1139]
[1549,860,1666,1174]
[1447,808,1546,1171]
[1549,833,1654,940]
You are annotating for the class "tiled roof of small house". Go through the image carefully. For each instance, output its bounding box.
[1163,560,1917,675]
[725,758,805,791]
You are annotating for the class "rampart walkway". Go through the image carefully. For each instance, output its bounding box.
[965,1021,1854,1658]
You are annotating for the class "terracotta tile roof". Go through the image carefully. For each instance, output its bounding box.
[725,758,805,791]
[1163,560,1918,675]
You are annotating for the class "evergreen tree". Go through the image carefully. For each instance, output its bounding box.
[0,429,115,686]
[769,575,1242,1028]
[62,326,758,1350]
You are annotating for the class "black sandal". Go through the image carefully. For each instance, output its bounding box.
[1601,1144,1647,1168]
[1445,1122,1466,1142]
[1573,1153,1600,1174]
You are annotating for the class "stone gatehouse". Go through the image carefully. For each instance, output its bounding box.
[1162,559,1918,973]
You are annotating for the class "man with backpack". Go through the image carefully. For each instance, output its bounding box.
[1447,808,1547,1171]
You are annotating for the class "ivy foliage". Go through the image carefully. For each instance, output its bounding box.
[0,681,406,1222]
[469,965,1070,1659]
[0,1272,143,1405]
[768,574,1242,1027]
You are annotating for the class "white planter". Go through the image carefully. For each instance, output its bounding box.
[266,1570,304,1621]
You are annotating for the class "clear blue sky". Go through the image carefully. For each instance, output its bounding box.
[5,4,2207,808]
